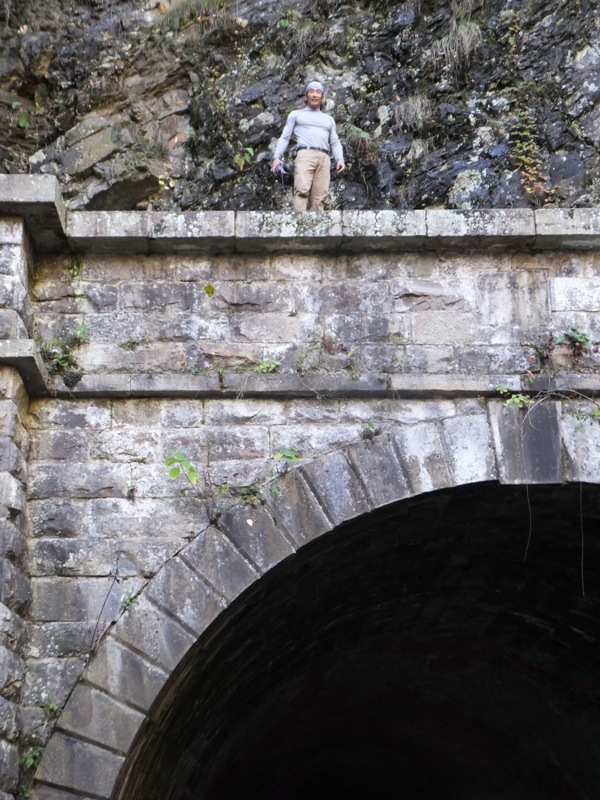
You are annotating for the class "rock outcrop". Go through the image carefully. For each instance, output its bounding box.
[1,0,599,211]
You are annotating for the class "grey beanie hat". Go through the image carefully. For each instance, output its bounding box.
[305,80,325,94]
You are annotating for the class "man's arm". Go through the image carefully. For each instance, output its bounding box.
[271,111,297,172]
[329,119,345,173]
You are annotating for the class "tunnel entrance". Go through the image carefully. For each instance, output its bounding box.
[116,482,600,800]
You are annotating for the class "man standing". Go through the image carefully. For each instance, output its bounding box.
[271,81,345,212]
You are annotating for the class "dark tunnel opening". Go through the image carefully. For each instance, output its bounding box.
[115,482,600,800]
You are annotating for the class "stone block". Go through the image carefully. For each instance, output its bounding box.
[0,697,19,741]
[0,220,24,246]
[264,468,331,545]
[0,340,48,395]
[59,127,119,178]
[392,422,452,494]
[341,210,427,251]
[488,399,563,484]
[19,703,50,746]
[0,177,66,252]
[426,209,535,249]
[146,557,224,636]
[28,462,130,500]
[0,369,25,405]
[67,211,149,254]
[22,658,84,707]
[550,276,600,311]
[412,311,478,345]
[301,450,371,526]
[30,577,119,623]
[59,683,145,754]
[0,439,24,479]
[28,498,85,538]
[219,504,295,573]
[0,561,31,614]
[235,211,343,252]
[148,211,235,253]
[346,434,411,508]
[0,605,23,652]
[0,475,25,518]
[439,413,497,485]
[25,621,95,660]
[36,732,123,799]
[0,645,23,695]
[114,593,195,673]
[0,739,18,792]
[184,526,258,601]
[0,275,27,313]
[535,207,600,249]
[0,310,28,340]
[84,634,168,712]
[556,410,600,484]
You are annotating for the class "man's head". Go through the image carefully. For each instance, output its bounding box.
[305,80,324,109]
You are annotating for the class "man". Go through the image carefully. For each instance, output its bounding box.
[271,81,345,212]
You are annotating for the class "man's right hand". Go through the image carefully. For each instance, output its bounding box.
[271,158,282,173]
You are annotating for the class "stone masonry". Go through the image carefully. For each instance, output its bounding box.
[0,176,600,799]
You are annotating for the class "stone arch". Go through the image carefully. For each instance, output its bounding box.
[32,400,600,799]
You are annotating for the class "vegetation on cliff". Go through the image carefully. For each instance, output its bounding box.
[1,0,599,211]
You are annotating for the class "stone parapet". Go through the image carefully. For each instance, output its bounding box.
[4,176,600,254]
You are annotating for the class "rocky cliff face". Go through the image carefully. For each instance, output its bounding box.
[1,0,599,212]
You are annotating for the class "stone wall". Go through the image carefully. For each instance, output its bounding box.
[1,178,600,798]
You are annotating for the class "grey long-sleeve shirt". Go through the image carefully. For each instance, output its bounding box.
[273,107,344,163]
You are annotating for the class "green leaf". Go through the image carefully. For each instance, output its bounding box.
[164,457,178,466]
[169,467,181,479]
[204,284,216,297]
[188,470,199,484]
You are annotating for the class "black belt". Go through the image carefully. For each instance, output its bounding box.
[296,146,330,154]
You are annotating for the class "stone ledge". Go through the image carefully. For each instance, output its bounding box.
[0,175,67,253]
[5,177,600,254]
[0,340,49,396]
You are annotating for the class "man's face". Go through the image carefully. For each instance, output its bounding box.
[307,89,323,108]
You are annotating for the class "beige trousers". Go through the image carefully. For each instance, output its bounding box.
[293,150,331,212]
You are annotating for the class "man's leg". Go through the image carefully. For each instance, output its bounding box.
[293,151,318,212]
[308,152,331,212]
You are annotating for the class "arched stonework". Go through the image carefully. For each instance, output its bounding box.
[32,398,600,799]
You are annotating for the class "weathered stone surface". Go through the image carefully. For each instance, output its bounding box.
[0,340,48,396]
[392,423,452,494]
[301,450,371,526]
[59,683,145,754]
[488,399,563,484]
[84,635,168,712]
[145,558,225,636]
[535,208,600,249]
[561,410,600,483]
[0,645,22,696]
[114,594,195,672]
[341,210,427,251]
[439,413,498,486]
[22,658,85,707]
[0,698,19,742]
[426,209,536,248]
[30,577,120,623]
[0,177,66,253]
[36,732,123,798]
[550,277,600,311]
[264,469,332,546]
[184,527,258,601]
[0,310,28,340]
[346,434,411,508]
[0,739,18,792]
[235,211,343,252]
[220,504,295,573]
[0,561,31,614]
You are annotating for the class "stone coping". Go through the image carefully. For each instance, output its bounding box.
[3,176,600,253]
[2,347,599,398]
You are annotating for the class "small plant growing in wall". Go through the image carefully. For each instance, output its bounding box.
[497,386,532,408]
[38,323,88,375]
[557,326,591,362]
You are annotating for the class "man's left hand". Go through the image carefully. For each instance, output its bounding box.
[336,161,346,173]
